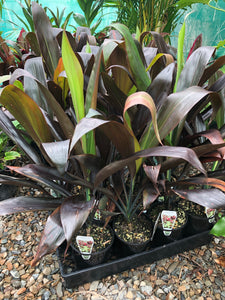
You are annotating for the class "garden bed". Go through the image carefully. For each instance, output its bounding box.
[57,229,212,288]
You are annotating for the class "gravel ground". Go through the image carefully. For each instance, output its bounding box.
[0,210,225,300]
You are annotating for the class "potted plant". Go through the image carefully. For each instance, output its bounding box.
[0,2,225,274]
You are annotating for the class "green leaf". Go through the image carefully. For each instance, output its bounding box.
[174,21,185,92]
[210,217,225,237]
[111,23,150,91]
[73,13,87,27]
[4,151,20,161]
[0,85,54,146]
[62,31,86,152]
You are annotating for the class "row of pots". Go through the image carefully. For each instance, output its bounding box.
[70,200,216,268]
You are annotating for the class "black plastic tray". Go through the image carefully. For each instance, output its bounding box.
[57,230,212,288]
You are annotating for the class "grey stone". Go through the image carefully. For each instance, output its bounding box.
[10,270,20,279]
[11,280,21,288]
[140,285,153,295]
[90,280,99,291]
[168,262,179,274]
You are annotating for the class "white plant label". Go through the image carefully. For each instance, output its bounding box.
[161,210,177,236]
[76,236,94,260]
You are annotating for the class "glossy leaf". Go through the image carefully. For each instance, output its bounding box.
[174,188,225,209]
[0,85,54,146]
[199,55,225,87]
[8,165,72,197]
[143,187,160,209]
[31,207,65,266]
[0,196,61,216]
[32,2,60,77]
[147,87,222,147]
[94,146,206,188]
[210,217,225,237]
[70,117,136,164]
[176,46,215,92]
[0,109,42,164]
[10,69,75,141]
[42,140,70,174]
[160,143,225,172]
[60,196,94,248]
[123,91,161,152]
[111,23,150,91]
[24,57,50,114]
[174,21,185,92]
[107,42,133,95]
[62,31,85,123]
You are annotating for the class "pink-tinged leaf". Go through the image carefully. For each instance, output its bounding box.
[187,34,202,60]
[0,85,54,146]
[31,207,65,266]
[0,196,61,216]
[160,143,225,173]
[60,196,95,250]
[174,189,225,209]
[143,187,160,210]
[175,177,225,193]
[124,91,162,151]
[143,164,161,191]
[196,129,225,159]
[148,86,222,147]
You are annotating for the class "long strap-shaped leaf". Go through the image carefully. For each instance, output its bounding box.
[32,2,60,78]
[10,69,75,141]
[0,85,54,146]
[146,86,222,148]
[112,23,150,91]
[62,31,86,153]
[94,146,206,188]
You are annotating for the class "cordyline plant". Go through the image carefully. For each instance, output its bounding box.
[0,2,225,266]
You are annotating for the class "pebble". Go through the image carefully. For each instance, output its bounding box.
[0,211,224,299]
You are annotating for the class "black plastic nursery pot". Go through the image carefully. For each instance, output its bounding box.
[57,229,212,288]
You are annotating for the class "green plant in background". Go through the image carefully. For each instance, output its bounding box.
[46,7,73,29]
[112,0,185,35]
[73,0,105,34]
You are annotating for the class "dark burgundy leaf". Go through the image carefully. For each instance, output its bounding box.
[31,207,65,266]
[60,196,95,248]
[0,196,61,216]
[143,187,160,209]
[94,146,206,188]
[174,189,225,209]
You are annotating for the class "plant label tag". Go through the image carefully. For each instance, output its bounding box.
[161,210,177,236]
[205,208,216,223]
[76,236,94,260]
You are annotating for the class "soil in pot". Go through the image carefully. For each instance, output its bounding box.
[149,205,187,242]
[72,222,114,267]
[113,215,152,254]
[177,200,214,235]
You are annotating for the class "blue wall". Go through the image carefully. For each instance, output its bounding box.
[0,1,117,39]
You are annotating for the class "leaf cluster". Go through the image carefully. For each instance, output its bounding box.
[0,2,225,264]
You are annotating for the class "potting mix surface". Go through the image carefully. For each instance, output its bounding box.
[0,205,225,300]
